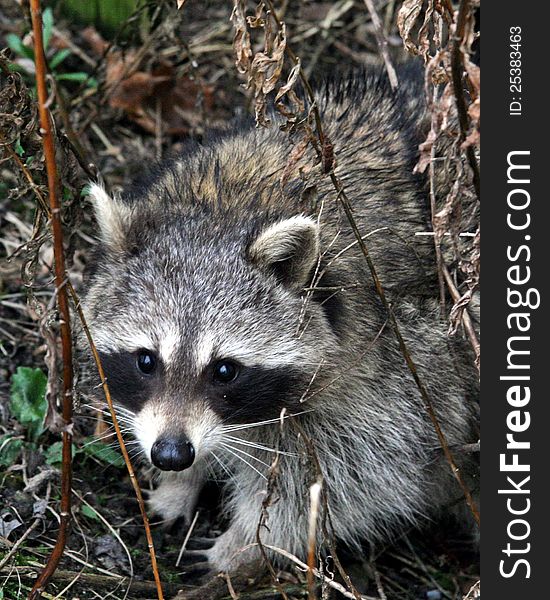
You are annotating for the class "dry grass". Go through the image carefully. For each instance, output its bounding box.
[1,1,479,598]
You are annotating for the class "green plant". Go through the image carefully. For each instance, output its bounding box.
[0,367,47,467]
[9,367,48,442]
[6,7,97,88]
[1,367,124,469]
[60,0,141,38]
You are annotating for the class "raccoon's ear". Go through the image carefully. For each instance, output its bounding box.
[87,183,132,251]
[248,216,320,289]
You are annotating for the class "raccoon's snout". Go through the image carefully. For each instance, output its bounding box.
[151,437,195,471]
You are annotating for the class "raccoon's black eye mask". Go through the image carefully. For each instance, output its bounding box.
[96,349,164,413]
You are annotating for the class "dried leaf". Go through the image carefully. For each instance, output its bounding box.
[105,53,214,135]
[416,0,435,60]
[247,2,266,28]
[414,128,436,174]
[231,0,253,75]
[274,58,301,102]
[280,134,309,188]
[397,0,423,55]
[247,24,287,126]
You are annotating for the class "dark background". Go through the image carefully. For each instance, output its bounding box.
[484,2,549,596]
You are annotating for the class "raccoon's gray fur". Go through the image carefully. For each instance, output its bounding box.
[80,69,479,573]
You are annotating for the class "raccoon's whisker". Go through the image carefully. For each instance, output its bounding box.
[107,439,140,448]
[220,446,268,480]
[219,442,271,469]
[128,449,145,462]
[80,432,133,448]
[210,451,232,480]
[79,403,137,421]
[222,435,296,457]
[77,416,137,431]
[221,410,313,433]
[80,432,117,447]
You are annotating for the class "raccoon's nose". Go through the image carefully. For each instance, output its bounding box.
[150,437,195,471]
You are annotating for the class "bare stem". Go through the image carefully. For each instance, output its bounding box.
[21,5,164,596]
[264,0,479,528]
[450,0,480,200]
[29,1,73,597]
[363,0,398,89]
[67,283,165,600]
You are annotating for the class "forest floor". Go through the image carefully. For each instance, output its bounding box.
[0,1,479,598]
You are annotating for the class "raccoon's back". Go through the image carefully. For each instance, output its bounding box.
[121,68,433,296]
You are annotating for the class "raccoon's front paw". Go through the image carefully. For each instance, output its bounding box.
[147,484,190,524]
[147,470,203,525]
[205,528,261,573]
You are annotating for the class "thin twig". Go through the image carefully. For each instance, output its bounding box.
[67,281,165,600]
[29,1,74,597]
[255,438,290,600]
[253,543,378,600]
[306,480,322,600]
[429,127,447,316]
[6,133,166,600]
[441,262,480,369]
[0,519,42,571]
[175,510,200,567]
[363,0,398,89]
[2,567,181,596]
[264,0,479,528]
[450,0,480,200]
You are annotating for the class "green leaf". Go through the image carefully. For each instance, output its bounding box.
[44,441,77,466]
[42,8,54,51]
[0,436,24,467]
[82,439,125,468]
[81,504,100,520]
[6,33,34,60]
[49,48,71,69]
[44,441,63,465]
[55,72,90,82]
[14,139,25,157]
[9,367,48,442]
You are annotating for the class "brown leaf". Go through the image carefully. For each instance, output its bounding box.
[247,2,266,28]
[106,53,214,135]
[397,0,423,56]
[414,128,437,174]
[231,0,253,75]
[274,59,301,102]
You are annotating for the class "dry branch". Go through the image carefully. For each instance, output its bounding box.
[8,5,165,596]
[29,1,74,596]
[363,0,398,89]
[67,282,165,600]
[261,0,480,528]
[450,0,480,201]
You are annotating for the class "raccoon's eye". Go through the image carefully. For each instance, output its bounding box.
[212,360,240,384]
[136,350,157,375]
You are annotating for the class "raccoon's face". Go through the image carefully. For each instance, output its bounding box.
[81,184,340,472]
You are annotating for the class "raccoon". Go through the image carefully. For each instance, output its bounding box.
[79,68,479,573]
